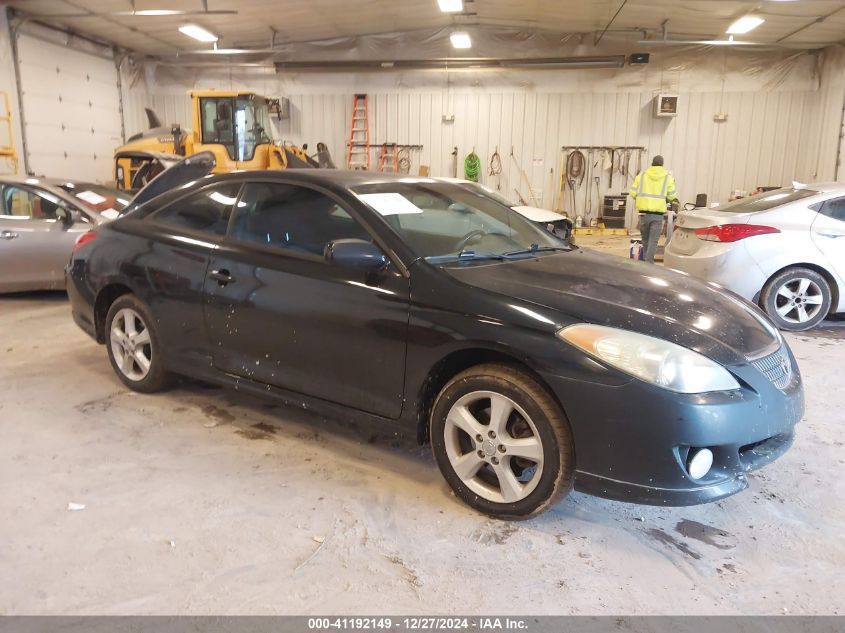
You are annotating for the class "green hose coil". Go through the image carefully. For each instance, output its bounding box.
[464,151,481,182]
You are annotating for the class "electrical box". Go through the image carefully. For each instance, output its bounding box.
[654,94,679,118]
[268,97,290,120]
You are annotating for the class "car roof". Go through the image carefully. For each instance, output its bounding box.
[0,175,116,190]
[203,169,462,188]
[804,181,845,194]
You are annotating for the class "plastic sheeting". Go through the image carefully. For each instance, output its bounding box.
[125,26,821,95]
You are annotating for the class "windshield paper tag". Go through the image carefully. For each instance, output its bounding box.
[357,193,424,216]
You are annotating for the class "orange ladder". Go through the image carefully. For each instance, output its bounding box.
[0,92,19,175]
[346,94,370,170]
[378,143,398,172]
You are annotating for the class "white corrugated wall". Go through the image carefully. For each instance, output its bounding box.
[123,89,823,213]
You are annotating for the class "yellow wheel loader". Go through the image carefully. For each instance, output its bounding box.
[114,90,316,191]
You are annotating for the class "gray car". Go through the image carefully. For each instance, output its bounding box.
[0,176,130,292]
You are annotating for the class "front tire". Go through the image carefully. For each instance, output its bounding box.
[760,267,831,331]
[105,294,173,392]
[430,363,575,519]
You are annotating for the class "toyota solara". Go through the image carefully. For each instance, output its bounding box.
[67,159,804,519]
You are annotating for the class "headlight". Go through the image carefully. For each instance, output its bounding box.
[557,324,740,394]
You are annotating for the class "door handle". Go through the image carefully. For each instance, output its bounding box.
[208,269,234,286]
[0,230,19,240]
[816,232,845,239]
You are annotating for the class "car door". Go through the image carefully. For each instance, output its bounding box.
[132,181,243,370]
[0,183,91,292]
[203,180,410,419]
[811,196,845,296]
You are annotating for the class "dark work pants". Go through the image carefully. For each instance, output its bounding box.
[638,213,664,263]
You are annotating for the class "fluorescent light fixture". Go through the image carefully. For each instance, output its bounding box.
[133,9,181,16]
[438,0,463,12]
[726,15,764,34]
[450,31,472,49]
[179,24,218,43]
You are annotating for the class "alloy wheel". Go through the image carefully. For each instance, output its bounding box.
[110,308,152,381]
[774,278,824,324]
[443,390,544,503]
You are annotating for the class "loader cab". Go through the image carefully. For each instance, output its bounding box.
[193,92,274,169]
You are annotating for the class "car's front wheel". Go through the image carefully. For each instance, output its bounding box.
[105,294,173,392]
[430,363,575,519]
[761,267,831,331]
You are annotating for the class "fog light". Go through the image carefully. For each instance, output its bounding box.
[687,448,713,480]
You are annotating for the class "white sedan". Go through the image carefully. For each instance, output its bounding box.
[665,183,845,331]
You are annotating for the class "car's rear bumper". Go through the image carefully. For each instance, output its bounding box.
[66,262,98,342]
[664,241,767,303]
[540,346,803,506]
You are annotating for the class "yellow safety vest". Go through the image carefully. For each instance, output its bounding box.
[629,166,678,213]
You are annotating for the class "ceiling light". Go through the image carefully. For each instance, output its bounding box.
[450,31,472,49]
[132,9,181,16]
[726,15,764,35]
[179,24,218,43]
[438,0,463,12]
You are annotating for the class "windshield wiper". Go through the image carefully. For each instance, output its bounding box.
[501,244,571,257]
[425,250,510,264]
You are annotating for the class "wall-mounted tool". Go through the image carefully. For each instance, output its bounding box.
[510,147,540,206]
[489,147,502,191]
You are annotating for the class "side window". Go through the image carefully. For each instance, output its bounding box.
[0,186,60,220]
[150,184,241,235]
[821,197,845,223]
[200,97,235,159]
[230,182,371,256]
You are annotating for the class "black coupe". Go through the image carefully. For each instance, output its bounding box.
[67,155,803,518]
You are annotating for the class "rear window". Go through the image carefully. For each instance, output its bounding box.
[57,183,130,216]
[715,188,818,213]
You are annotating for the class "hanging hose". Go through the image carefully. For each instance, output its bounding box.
[489,148,502,190]
[565,150,586,186]
[464,151,481,182]
[565,150,586,216]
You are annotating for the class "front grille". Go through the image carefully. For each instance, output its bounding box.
[751,347,793,389]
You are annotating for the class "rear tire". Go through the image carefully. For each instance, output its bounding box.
[760,267,831,331]
[430,363,575,519]
[105,294,174,392]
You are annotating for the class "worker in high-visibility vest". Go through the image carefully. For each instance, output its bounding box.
[629,155,679,263]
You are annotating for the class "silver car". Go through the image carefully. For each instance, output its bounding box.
[665,183,845,331]
[0,176,130,292]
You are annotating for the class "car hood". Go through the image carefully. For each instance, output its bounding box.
[511,205,569,223]
[445,249,780,364]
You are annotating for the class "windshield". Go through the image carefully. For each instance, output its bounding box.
[235,96,272,161]
[715,188,818,213]
[352,181,565,262]
[56,183,129,216]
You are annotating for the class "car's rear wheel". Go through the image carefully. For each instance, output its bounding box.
[105,294,173,392]
[430,363,575,519]
[761,267,831,331]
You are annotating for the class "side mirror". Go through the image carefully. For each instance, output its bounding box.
[325,239,388,271]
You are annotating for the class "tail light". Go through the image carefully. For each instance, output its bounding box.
[72,230,97,254]
[694,224,780,243]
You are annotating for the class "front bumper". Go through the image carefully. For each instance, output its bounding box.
[541,346,804,506]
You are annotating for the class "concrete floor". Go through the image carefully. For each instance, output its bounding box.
[1,254,844,615]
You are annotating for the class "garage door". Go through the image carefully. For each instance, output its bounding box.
[15,33,122,183]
